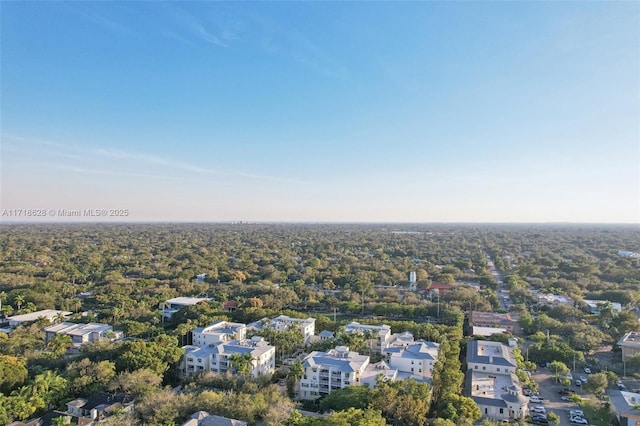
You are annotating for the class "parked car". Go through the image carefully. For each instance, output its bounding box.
[570,416,588,425]
[532,415,549,424]
[575,379,582,386]
[530,406,546,414]
[618,383,627,390]
[570,410,584,417]
[584,367,591,374]
[530,396,544,403]
[561,395,571,401]
[579,375,587,382]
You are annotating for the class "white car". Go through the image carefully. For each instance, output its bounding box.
[530,406,546,414]
[579,375,587,382]
[584,367,591,374]
[575,379,582,386]
[570,416,588,425]
[570,410,584,417]
[529,396,544,403]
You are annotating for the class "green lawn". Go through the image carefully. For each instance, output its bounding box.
[581,398,617,426]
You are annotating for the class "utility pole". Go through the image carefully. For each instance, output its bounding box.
[334,307,337,323]
[361,289,365,316]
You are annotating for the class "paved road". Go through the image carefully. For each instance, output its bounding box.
[487,258,511,311]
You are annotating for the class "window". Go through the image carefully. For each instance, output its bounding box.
[482,366,486,370]
[497,368,500,372]
[474,366,478,369]
[499,409,503,414]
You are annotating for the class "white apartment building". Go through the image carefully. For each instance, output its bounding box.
[7,309,71,328]
[343,322,391,353]
[383,332,440,379]
[192,321,247,346]
[467,340,517,376]
[466,340,528,422]
[299,346,370,400]
[44,322,122,347]
[182,336,275,379]
[618,332,640,362]
[161,297,212,319]
[248,315,316,343]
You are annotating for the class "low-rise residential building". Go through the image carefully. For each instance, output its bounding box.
[248,315,316,343]
[467,340,518,375]
[63,393,133,425]
[319,330,334,340]
[161,297,212,319]
[182,336,275,379]
[6,309,71,328]
[610,390,640,426]
[466,340,528,422]
[584,299,623,315]
[192,321,247,346]
[468,311,520,334]
[343,322,391,353]
[618,332,640,361]
[299,346,370,400]
[383,332,439,379]
[44,322,121,347]
[428,282,454,298]
[360,361,399,387]
[534,292,574,307]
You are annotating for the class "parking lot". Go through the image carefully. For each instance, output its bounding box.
[530,367,592,426]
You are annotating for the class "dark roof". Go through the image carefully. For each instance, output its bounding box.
[472,396,507,408]
[68,393,130,411]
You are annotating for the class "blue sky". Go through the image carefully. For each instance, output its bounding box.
[1,1,638,223]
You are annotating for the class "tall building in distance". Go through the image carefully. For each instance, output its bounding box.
[409,271,417,291]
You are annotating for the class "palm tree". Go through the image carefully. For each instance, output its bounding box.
[47,334,73,358]
[229,353,254,377]
[14,295,24,311]
[363,329,377,356]
[33,370,68,409]
[288,359,304,400]
[174,323,193,346]
[54,312,67,324]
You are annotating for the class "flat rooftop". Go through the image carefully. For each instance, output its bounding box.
[619,332,640,348]
[165,297,211,306]
[469,311,513,324]
[7,309,72,324]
